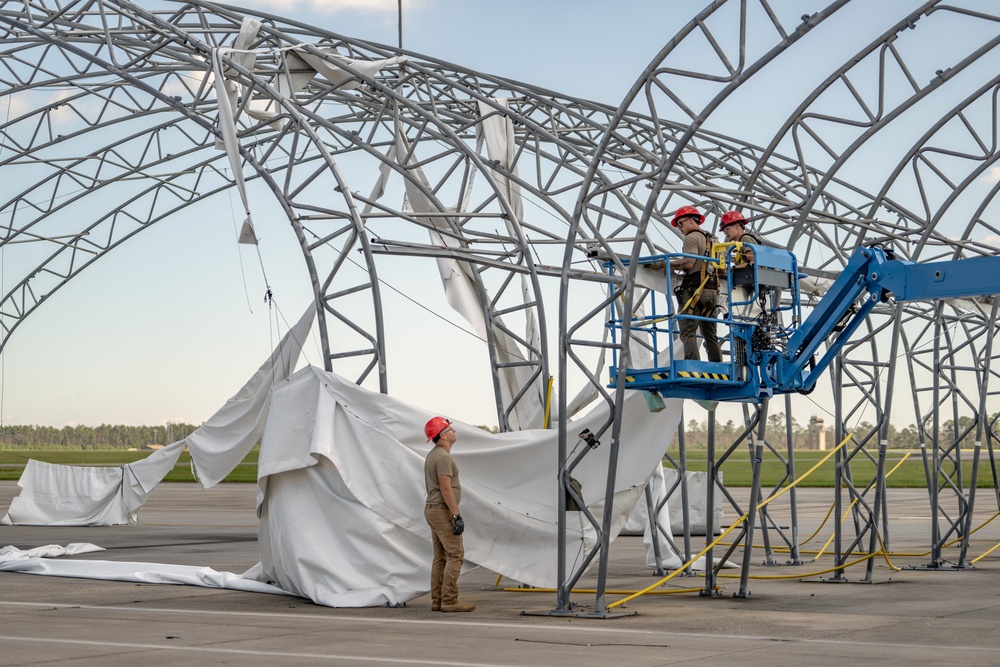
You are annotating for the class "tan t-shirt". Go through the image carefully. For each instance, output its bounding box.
[681,229,709,277]
[425,446,462,505]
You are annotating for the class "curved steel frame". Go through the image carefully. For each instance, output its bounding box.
[1,0,999,613]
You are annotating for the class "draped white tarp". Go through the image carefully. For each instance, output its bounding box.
[394,120,549,430]
[1,307,315,526]
[661,468,724,536]
[254,364,683,606]
[0,443,184,526]
[1,364,683,607]
[0,543,288,596]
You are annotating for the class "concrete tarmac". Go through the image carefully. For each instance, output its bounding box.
[2,480,1000,666]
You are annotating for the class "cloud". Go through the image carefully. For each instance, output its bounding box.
[983,166,1000,184]
[979,234,1000,249]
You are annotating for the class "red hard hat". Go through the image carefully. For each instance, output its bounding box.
[720,210,746,229]
[425,416,452,441]
[671,205,705,227]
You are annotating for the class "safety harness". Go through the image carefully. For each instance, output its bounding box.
[678,229,718,316]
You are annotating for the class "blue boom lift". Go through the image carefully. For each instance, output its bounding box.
[607,242,1000,401]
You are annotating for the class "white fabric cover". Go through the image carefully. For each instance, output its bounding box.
[395,121,548,430]
[1,308,314,526]
[0,366,682,606]
[1,443,185,526]
[0,543,105,561]
[247,48,407,127]
[186,307,314,488]
[0,549,287,596]
[252,365,682,606]
[662,468,724,535]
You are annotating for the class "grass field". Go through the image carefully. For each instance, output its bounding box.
[0,449,259,483]
[2,447,996,488]
[671,448,997,488]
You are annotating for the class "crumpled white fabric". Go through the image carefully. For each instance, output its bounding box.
[1,307,314,526]
[0,449,183,526]
[251,365,683,607]
[0,543,105,561]
[0,546,291,596]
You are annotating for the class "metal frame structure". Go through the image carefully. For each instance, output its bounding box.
[1,0,999,614]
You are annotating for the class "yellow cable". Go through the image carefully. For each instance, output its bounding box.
[607,433,852,609]
[715,551,880,580]
[542,376,554,430]
[502,587,710,596]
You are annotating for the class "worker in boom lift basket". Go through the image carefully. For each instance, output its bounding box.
[669,205,722,362]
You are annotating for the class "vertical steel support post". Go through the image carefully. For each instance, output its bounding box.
[645,483,665,576]
[784,394,801,564]
[864,306,901,581]
[929,306,943,566]
[593,418,626,614]
[736,399,768,598]
[678,406,692,565]
[701,406,718,596]
[959,301,998,567]
[828,356,848,582]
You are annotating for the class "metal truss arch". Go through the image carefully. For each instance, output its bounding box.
[5,0,1000,613]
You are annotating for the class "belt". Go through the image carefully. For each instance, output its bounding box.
[425,502,446,508]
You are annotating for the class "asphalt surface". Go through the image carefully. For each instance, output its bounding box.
[2,481,1000,666]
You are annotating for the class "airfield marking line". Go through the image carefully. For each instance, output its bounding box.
[0,636,517,666]
[0,601,996,653]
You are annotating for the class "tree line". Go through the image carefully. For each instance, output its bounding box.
[0,415,991,451]
[0,423,200,449]
[674,413,994,450]
[1,422,496,449]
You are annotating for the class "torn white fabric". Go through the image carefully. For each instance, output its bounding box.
[620,464,684,568]
[247,50,317,128]
[662,468,724,536]
[295,49,406,91]
[238,217,259,244]
[1,440,187,526]
[0,543,104,561]
[0,554,290,596]
[246,48,405,127]
[475,98,524,225]
[1,307,315,526]
[212,48,254,232]
[186,305,315,488]
[251,365,683,607]
[0,365,683,607]
[475,99,547,428]
[394,123,545,430]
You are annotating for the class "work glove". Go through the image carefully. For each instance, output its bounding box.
[452,514,465,536]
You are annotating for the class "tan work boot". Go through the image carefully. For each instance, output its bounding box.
[440,600,476,612]
[431,600,441,612]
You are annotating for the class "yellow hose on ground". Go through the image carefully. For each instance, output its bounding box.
[607,433,852,609]
[502,586,710,596]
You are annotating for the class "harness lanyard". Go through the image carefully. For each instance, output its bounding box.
[679,230,716,315]
[679,272,711,314]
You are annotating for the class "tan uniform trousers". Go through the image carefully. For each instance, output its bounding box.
[424,504,465,606]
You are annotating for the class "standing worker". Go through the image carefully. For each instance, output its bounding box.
[669,205,722,362]
[423,416,475,613]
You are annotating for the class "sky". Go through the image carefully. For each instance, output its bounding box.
[2,0,997,431]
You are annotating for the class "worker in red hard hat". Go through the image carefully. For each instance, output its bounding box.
[422,416,475,613]
[668,206,722,362]
[720,210,782,346]
[720,211,763,267]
